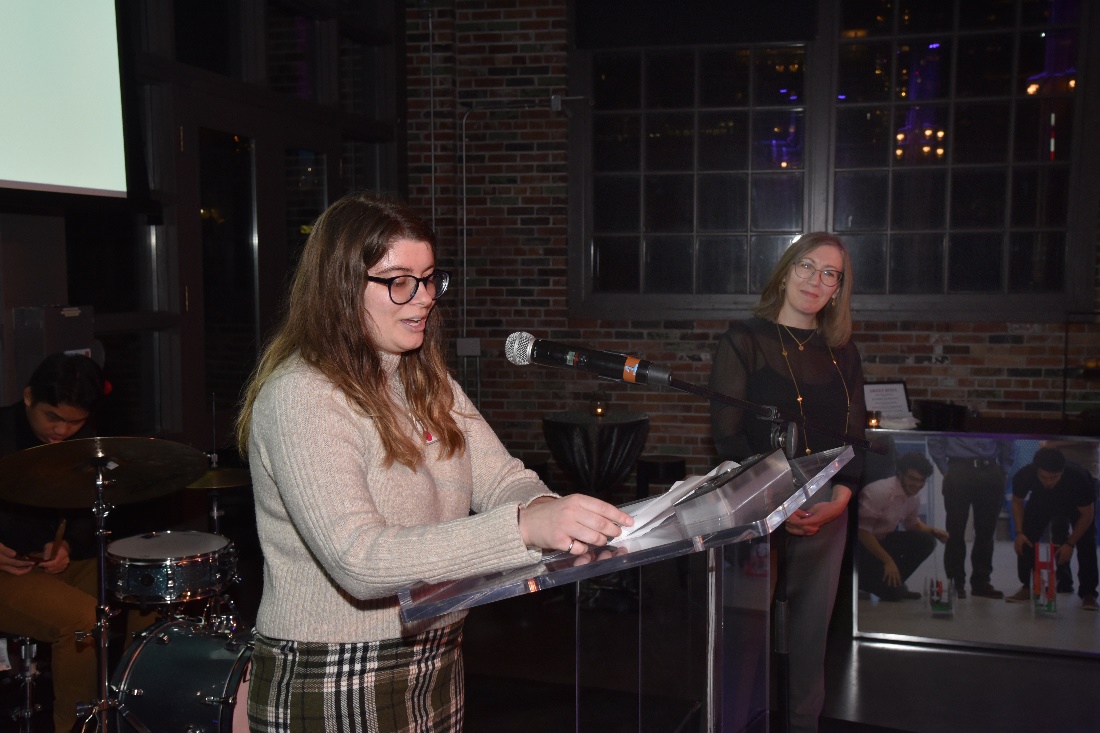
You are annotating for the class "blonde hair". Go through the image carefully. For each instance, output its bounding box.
[235,192,464,469]
[753,231,854,348]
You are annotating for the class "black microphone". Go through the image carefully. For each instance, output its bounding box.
[505,331,672,385]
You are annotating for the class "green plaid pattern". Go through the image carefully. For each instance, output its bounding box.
[247,623,464,732]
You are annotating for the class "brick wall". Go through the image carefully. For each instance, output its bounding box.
[404,0,1100,482]
[859,320,1100,427]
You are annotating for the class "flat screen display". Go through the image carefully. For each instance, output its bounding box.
[0,1,128,198]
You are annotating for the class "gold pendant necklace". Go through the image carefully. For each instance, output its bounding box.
[775,322,851,455]
[781,324,814,351]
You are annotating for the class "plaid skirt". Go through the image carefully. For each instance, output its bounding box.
[247,622,464,733]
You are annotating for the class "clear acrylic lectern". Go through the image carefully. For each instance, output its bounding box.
[398,446,853,732]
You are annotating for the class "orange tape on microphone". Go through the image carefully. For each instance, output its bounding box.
[622,356,642,383]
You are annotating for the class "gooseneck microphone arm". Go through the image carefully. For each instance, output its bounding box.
[505,331,877,454]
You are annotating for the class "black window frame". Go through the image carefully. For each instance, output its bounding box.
[567,0,1100,323]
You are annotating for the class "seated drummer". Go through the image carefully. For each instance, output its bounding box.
[0,352,106,733]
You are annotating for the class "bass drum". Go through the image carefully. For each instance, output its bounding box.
[113,619,252,733]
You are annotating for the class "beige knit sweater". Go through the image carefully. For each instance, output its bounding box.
[248,354,552,643]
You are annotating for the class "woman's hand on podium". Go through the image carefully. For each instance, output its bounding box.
[519,495,634,554]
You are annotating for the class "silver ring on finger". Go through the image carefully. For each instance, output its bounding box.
[566,539,575,553]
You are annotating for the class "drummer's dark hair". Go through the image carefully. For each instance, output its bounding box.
[236,192,464,468]
[26,353,105,410]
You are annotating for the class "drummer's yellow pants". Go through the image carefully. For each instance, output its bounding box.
[0,558,98,733]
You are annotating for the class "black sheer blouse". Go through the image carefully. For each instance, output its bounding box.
[708,316,866,488]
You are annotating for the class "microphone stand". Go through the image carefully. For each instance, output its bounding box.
[773,528,792,733]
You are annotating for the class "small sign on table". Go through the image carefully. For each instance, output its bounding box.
[863,381,917,429]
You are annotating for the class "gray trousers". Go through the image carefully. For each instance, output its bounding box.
[776,505,848,733]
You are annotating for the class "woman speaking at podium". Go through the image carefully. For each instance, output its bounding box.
[708,232,866,733]
[236,192,630,732]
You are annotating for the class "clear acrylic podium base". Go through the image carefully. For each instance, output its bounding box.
[399,446,853,732]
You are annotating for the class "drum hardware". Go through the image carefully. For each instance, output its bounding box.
[117,707,153,733]
[200,592,242,636]
[91,451,123,732]
[2,636,41,733]
[0,436,208,733]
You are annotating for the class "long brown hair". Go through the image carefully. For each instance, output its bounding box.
[236,192,464,468]
[753,231,854,348]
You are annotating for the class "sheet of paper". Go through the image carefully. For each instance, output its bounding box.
[612,460,741,543]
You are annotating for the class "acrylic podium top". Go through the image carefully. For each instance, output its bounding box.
[397,445,853,623]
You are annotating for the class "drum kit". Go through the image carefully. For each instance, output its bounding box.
[0,436,254,733]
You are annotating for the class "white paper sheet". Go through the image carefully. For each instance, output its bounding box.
[612,460,742,543]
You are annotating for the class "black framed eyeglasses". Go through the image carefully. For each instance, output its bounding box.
[366,270,450,304]
[792,259,843,287]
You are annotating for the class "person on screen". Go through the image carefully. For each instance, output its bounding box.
[857,452,947,601]
[927,436,1013,599]
[708,232,866,733]
[236,192,632,732]
[1005,446,1098,610]
[0,353,106,733]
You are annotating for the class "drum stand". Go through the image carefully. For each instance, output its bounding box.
[80,460,165,733]
[73,457,118,732]
[200,453,243,635]
[3,637,41,733]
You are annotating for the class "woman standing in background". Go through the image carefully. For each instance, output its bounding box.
[709,232,866,733]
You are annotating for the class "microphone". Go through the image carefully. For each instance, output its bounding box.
[505,332,672,385]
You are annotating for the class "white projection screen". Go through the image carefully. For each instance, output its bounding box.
[0,1,128,198]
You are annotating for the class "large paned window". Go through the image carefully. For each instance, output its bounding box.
[588,47,807,297]
[836,0,1079,299]
[99,0,401,445]
[568,0,1096,321]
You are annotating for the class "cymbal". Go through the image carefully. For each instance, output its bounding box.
[0,436,209,509]
[187,467,251,490]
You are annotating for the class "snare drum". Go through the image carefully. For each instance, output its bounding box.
[107,531,237,604]
[113,619,252,733]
